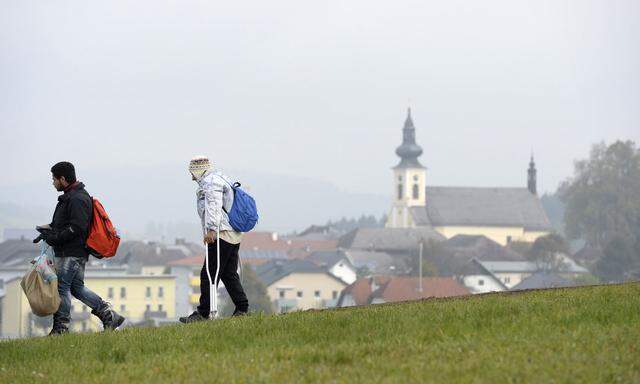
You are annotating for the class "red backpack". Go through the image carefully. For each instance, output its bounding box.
[86,198,120,258]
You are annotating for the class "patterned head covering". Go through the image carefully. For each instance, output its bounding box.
[189,156,212,180]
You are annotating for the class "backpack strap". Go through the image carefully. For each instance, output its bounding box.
[220,178,241,214]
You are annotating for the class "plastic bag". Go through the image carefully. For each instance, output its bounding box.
[21,243,60,316]
[34,243,57,283]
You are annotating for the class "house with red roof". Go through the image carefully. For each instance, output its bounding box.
[338,276,469,307]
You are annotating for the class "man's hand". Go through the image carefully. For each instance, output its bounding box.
[203,230,217,244]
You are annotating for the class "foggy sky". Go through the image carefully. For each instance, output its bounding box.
[1,0,639,197]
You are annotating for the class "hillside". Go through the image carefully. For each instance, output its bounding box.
[1,283,639,383]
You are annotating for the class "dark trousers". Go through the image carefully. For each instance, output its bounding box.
[197,239,248,316]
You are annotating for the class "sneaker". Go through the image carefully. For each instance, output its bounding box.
[92,304,125,331]
[232,309,248,317]
[179,311,209,323]
[49,324,69,336]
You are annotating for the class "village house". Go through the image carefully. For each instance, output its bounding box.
[306,250,358,285]
[256,259,347,313]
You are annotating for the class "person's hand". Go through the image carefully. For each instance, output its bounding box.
[203,230,217,244]
[39,230,59,246]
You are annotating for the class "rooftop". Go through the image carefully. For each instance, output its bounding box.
[411,187,552,231]
[255,259,344,287]
[371,276,470,303]
[512,272,575,290]
[338,227,445,251]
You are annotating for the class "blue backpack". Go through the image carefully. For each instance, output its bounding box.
[224,182,259,232]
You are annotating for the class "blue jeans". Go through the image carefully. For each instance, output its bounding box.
[53,257,104,326]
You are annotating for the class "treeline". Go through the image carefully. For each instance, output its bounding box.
[324,214,386,234]
[551,140,640,282]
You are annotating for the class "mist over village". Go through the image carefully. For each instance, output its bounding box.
[1,1,639,383]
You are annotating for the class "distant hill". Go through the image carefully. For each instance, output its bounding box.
[0,203,51,241]
[0,165,389,241]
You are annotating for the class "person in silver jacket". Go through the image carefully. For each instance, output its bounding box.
[196,168,235,236]
[179,156,249,323]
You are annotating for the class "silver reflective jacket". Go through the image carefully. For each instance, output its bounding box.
[196,170,235,233]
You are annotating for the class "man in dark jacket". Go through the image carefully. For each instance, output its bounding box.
[39,162,125,335]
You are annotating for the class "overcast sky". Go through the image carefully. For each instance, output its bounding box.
[1,0,639,196]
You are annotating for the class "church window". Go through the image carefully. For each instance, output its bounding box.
[412,184,419,199]
[398,175,402,182]
[478,279,484,286]
[506,236,512,244]
[413,175,419,181]
[397,184,403,199]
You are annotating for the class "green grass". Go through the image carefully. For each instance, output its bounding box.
[1,283,639,383]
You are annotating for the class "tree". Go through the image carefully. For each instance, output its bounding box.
[220,265,273,316]
[356,265,372,278]
[594,236,638,282]
[558,140,640,249]
[527,233,570,271]
[507,241,533,257]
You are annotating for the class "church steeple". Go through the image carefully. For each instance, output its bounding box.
[528,154,537,195]
[394,108,425,169]
[387,108,427,228]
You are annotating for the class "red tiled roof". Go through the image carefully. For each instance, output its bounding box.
[241,232,337,258]
[241,232,286,250]
[373,277,469,303]
[168,255,203,266]
[340,276,391,306]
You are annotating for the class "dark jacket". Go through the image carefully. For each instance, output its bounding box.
[47,182,93,258]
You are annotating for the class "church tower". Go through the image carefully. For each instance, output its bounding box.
[527,155,537,195]
[386,108,427,228]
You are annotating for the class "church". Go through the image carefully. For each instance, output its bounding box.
[385,109,552,246]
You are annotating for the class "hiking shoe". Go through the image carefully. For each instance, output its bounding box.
[49,325,69,336]
[179,311,209,323]
[92,304,125,331]
[232,309,248,317]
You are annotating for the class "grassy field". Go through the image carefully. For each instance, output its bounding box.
[1,283,639,383]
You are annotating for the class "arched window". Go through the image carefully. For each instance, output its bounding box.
[397,184,403,200]
[413,184,419,199]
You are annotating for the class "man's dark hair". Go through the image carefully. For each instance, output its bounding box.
[51,161,77,183]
